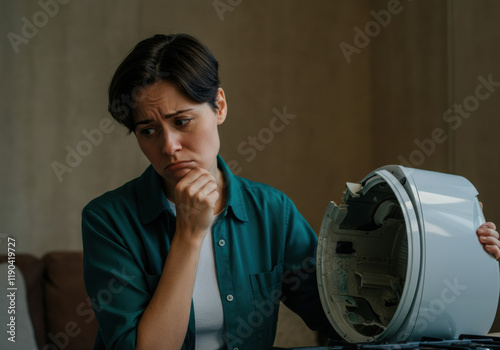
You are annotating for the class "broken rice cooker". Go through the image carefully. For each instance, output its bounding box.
[317,165,500,343]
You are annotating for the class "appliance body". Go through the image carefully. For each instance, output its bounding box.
[316,165,500,343]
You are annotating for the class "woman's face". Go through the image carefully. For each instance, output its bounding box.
[133,81,227,192]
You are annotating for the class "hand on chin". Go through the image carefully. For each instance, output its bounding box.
[167,167,193,183]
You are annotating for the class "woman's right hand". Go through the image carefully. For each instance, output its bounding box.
[137,167,220,350]
[173,167,220,242]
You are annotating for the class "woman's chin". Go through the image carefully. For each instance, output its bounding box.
[166,167,192,182]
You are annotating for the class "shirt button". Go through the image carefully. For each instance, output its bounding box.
[226,294,234,302]
[218,239,225,247]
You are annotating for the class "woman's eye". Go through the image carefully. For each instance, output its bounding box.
[174,118,190,126]
[140,128,156,136]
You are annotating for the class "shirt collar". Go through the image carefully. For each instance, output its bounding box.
[217,155,248,222]
[136,155,248,225]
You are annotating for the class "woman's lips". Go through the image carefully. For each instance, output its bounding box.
[166,161,193,171]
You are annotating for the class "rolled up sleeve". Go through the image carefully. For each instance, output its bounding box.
[82,207,153,349]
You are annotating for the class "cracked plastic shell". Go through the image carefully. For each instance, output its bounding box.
[317,165,500,343]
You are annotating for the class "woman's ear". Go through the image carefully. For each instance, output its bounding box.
[215,88,227,125]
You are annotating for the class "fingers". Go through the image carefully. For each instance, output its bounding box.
[173,168,220,234]
[177,169,218,204]
[483,221,497,231]
[477,222,498,238]
[477,222,500,260]
[483,244,500,260]
[196,180,220,206]
[479,235,499,246]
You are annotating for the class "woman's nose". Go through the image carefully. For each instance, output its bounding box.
[161,130,182,156]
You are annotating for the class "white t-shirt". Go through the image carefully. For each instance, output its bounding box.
[168,201,225,349]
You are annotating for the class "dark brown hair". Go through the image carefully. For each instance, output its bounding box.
[108,33,220,132]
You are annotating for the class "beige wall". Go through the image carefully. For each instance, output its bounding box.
[452,0,500,332]
[0,0,373,255]
[370,0,449,172]
[371,0,500,224]
[453,0,500,234]
[370,0,500,331]
[1,0,500,342]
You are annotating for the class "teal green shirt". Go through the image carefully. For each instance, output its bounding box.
[82,155,336,349]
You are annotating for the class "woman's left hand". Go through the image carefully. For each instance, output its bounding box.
[476,202,500,259]
[477,222,500,259]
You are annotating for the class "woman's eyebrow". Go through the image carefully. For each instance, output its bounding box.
[133,109,193,129]
[164,108,192,119]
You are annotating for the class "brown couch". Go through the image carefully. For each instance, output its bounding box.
[0,252,98,350]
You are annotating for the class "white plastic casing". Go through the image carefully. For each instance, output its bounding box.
[316,165,500,343]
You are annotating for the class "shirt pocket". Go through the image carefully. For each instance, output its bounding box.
[249,262,284,343]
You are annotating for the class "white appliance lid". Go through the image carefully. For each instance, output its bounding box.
[316,165,500,343]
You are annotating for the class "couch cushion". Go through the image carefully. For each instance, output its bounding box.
[43,251,98,350]
[0,253,46,349]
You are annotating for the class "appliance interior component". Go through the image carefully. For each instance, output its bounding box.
[316,165,500,344]
[273,334,500,349]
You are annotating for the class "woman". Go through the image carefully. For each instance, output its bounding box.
[82,33,500,350]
